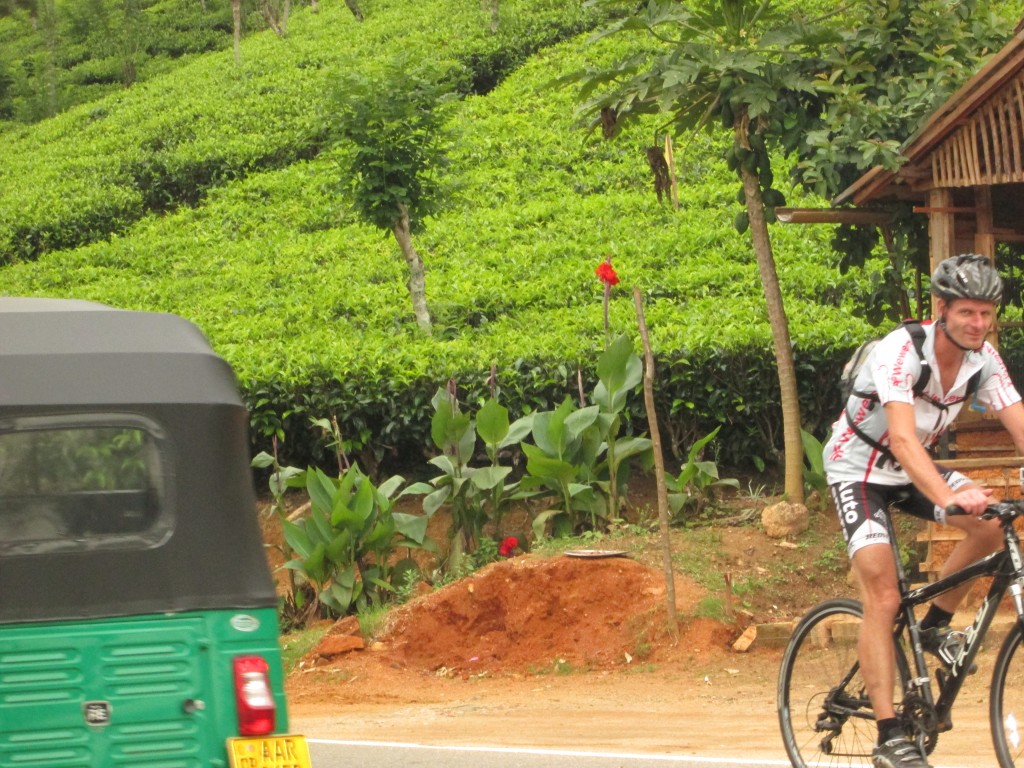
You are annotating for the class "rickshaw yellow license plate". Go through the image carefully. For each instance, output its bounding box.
[227,735,312,768]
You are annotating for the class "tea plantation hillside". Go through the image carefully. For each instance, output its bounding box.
[0,0,1010,474]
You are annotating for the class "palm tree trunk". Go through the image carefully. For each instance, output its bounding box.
[736,129,804,504]
[392,203,432,333]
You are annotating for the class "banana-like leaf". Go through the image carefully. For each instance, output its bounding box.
[394,512,428,544]
[469,465,512,490]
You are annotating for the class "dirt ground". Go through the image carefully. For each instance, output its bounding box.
[268,486,1003,765]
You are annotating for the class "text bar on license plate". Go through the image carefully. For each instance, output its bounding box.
[227,734,312,768]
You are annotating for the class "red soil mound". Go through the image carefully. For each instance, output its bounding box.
[309,552,728,677]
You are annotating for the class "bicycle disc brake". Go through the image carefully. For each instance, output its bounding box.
[899,694,939,755]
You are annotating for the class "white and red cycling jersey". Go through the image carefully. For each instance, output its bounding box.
[824,321,1021,486]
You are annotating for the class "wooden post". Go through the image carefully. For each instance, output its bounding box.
[633,287,678,636]
[927,188,955,318]
[973,185,1001,350]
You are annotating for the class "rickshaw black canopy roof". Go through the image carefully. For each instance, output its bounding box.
[0,299,277,624]
[0,298,241,407]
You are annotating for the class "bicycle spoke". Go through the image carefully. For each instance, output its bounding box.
[992,624,1024,767]
[779,598,901,768]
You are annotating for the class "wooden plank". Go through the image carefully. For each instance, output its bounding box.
[938,456,1024,470]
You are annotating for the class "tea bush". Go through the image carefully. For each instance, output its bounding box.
[1,0,887,477]
[0,0,603,263]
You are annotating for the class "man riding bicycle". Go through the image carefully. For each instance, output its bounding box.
[824,254,1024,768]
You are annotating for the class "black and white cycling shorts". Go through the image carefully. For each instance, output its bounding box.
[829,470,972,558]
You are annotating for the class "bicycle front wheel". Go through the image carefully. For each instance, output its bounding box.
[991,621,1024,766]
[778,598,877,768]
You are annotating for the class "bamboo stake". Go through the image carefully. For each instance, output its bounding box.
[663,134,679,211]
[632,286,678,636]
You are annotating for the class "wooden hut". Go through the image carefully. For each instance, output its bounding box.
[791,24,1024,582]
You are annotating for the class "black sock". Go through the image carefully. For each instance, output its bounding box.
[921,605,954,632]
[877,717,902,745]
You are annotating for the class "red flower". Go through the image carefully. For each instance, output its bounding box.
[595,259,620,286]
[498,536,519,557]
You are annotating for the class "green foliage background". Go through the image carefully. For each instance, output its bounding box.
[1,0,1022,475]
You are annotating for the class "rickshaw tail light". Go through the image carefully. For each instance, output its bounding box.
[233,656,276,736]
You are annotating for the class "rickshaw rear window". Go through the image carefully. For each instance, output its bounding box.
[0,417,169,554]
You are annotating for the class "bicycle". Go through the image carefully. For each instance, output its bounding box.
[777,498,1024,767]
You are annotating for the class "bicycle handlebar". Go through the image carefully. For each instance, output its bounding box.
[946,499,1024,521]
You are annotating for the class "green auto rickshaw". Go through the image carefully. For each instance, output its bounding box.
[0,298,311,768]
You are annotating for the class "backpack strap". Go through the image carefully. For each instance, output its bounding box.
[850,321,930,401]
[904,322,931,397]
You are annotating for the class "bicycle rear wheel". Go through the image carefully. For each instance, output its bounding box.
[778,598,878,768]
[991,621,1024,766]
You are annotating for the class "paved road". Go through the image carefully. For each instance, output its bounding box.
[308,739,794,768]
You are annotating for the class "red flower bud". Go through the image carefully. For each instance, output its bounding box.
[498,536,519,557]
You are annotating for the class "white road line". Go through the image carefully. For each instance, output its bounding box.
[307,739,978,768]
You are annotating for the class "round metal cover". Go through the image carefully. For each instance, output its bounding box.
[563,549,628,559]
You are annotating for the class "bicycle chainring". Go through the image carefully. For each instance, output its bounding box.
[899,694,939,755]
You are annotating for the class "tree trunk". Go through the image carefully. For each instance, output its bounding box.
[488,0,499,32]
[344,0,363,21]
[38,0,59,117]
[736,127,804,504]
[231,0,241,63]
[262,1,283,36]
[392,203,432,333]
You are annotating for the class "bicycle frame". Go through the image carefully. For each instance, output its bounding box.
[888,508,1024,733]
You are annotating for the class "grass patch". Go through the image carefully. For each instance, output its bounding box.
[279,624,330,673]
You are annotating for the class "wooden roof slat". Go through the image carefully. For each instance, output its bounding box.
[997,90,1011,181]
[918,69,1024,191]
[835,30,1024,205]
[1012,78,1024,175]
[977,101,992,179]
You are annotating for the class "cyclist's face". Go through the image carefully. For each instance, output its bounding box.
[940,298,996,349]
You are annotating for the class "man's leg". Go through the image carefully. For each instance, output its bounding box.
[851,541,901,722]
[930,512,1001,613]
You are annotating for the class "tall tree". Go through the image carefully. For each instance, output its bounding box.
[794,0,1013,324]
[574,0,840,501]
[332,57,457,333]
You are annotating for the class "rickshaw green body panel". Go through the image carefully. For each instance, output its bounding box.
[0,298,295,768]
[0,608,286,767]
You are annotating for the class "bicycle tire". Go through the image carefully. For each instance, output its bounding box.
[778,597,900,768]
[990,621,1024,767]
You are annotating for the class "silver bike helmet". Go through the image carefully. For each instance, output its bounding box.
[931,253,1003,304]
